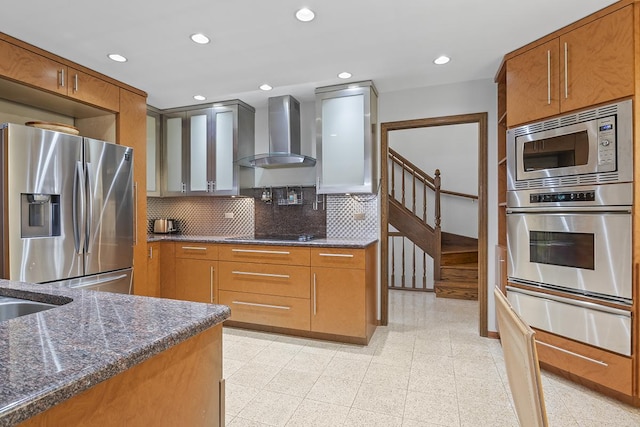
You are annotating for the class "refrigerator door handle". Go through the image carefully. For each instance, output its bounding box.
[85,163,94,254]
[73,161,85,254]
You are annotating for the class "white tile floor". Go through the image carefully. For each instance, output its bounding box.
[223,290,640,426]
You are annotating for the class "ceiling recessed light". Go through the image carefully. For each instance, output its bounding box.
[295,7,315,22]
[338,72,352,79]
[193,95,206,101]
[434,55,451,65]
[190,33,210,44]
[108,54,127,63]
[259,84,273,91]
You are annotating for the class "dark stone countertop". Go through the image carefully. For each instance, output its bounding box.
[148,234,378,248]
[0,279,230,426]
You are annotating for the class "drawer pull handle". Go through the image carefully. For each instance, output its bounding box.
[536,341,608,367]
[232,249,290,255]
[232,271,290,279]
[182,246,208,251]
[318,253,354,258]
[231,301,291,310]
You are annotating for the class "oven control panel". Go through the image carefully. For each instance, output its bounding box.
[529,190,596,203]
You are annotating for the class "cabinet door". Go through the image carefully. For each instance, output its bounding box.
[145,242,161,297]
[0,39,67,95]
[311,267,365,337]
[211,109,236,195]
[175,258,217,304]
[506,39,560,127]
[67,67,120,112]
[187,109,213,195]
[316,83,377,194]
[559,5,634,113]
[146,111,161,196]
[162,112,186,195]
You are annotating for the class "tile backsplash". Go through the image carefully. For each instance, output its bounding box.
[147,197,254,236]
[147,190,379,239]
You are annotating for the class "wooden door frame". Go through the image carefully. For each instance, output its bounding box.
[380,112,489,337]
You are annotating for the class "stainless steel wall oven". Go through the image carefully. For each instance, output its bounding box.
[505,100,633,356]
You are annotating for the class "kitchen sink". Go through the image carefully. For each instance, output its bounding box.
[0,296,58,322]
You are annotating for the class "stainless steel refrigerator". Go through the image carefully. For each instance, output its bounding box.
[0,123,134,293]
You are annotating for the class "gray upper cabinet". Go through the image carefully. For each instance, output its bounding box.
[158,100,255,197]
[146,108,161,197]
[315,81,378,194]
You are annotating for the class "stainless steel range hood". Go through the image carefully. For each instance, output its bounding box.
[236,95,316,168]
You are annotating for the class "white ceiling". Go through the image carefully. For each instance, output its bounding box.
[1,0,617,109]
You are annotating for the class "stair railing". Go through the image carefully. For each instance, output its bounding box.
[388,148,477,290]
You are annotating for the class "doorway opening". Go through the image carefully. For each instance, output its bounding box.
[380,113,488,336]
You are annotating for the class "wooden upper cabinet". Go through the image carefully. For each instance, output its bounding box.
[506,4,634,127]
[506,39,560,127]
[67,67,120,112]
[0,39,66,95]
[559,5,634,113]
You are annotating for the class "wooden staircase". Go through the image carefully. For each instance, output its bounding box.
[437,232,478,300]
[388,148,478,300]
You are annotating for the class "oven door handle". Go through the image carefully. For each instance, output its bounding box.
[506,286,632,316]
[506,207,631,214]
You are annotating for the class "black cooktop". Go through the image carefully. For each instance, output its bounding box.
[252,234,316,242]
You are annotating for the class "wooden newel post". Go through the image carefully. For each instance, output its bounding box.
[434,169,441,229]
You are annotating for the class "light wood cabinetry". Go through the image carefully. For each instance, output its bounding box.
[219,290,311,330]
[218,244,310,266]
[174,243,218,304]
[496,0,640,405]
[506,5,634,127]
[66,67,120,112]
[0,38,66,95]
[310,246,377,340]
[20,324,225,427]
[118,89,148,297]
[144,242,161,297]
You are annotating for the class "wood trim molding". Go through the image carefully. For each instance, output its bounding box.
[380,113,489,337]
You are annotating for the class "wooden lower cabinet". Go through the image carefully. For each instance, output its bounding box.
[311,267,366,337]
[534,328,632,396]
[175,258,217,304]
[19,325,224,427]
[219,290,310,330]
[143,242,160,297]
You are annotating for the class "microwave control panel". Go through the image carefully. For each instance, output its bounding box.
[529,190,596,203]
[597,116,616,167]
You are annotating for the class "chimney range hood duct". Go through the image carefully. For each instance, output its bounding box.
[236,95,316,168]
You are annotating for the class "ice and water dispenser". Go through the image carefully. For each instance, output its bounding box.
[21,193,61,238]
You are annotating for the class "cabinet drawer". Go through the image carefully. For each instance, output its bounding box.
[175,243,218,260]
[310,248,365,269]
[219,290,310,330]
[219,244,309,266]
[219,261,309,298]
[534,329,632,395]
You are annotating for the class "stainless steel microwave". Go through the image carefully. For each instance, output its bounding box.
[507,100,633,191]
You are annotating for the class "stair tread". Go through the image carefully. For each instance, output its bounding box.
[436,280,478,288]
[440,263,477,270]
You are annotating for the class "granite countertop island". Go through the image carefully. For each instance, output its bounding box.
[0,280,230,426]
[148,234,378,248]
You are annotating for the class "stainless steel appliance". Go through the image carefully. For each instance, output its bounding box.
[0,123,134,293]
[505,100,633,356]
[507,99,632,191]
[153,218,176,234]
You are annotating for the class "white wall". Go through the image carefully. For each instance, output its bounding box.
[379,78,498,332]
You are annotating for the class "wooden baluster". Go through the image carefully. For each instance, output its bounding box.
[401,236,406,288]
[401,162,406,208]
[390,153,396,200]
[423,177,427,222]
[434,169,441,229]
[423,251,427,289]
[412,243,416,289]
[391,235,396,289]
[412,170,416,215]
